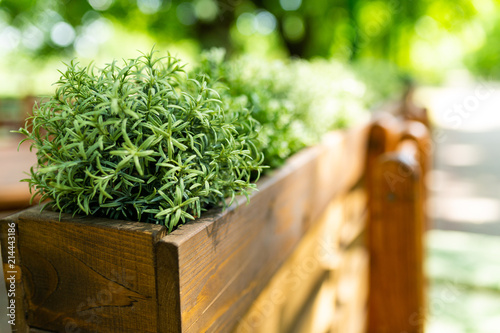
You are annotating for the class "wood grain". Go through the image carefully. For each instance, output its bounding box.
[332,247,368,333]
[6,207,166,333]
[0,211,29,333]
[367,139,425,333]
[1,105,431,333]
[234,198,343,333]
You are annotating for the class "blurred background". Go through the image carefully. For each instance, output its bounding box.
[0,0,499,96]
[1,0,500,332]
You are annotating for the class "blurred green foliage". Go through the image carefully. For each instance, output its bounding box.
[194,48,402,168]
[0,0,499,95]
[466,19,500,79]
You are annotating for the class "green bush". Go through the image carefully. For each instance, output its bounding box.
[17,50,264,231]
[16,47,403,230]
[195,49,401,169]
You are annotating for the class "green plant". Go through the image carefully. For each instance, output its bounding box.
[195,49,396,169]
[195,49,310,169]
[16,50,264,231]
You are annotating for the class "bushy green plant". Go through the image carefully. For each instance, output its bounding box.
[195,49,313,169]
[195,49,399,169]
[16,50,264,231]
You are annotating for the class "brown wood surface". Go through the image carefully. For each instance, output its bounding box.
[2,207,166,333]
[339,186,367,249]
[0,138,37,211]
[156,123,369,333]
[367,138,425,333]
[234,198,344,333]
[401,120,432,230]
[234,181,369,333]
[306,122,369,230]
[0,211,29,333]
[332,247,368,333]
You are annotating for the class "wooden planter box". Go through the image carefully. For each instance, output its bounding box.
[1,104,430,333]
[1,122,370,333]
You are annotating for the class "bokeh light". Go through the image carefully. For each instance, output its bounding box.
[254,11,277,35]
[137,0,165,15]
[193,0,218,22]
[280,0,302,11]
[177,2,196,26]
[88,0,114,11]
[21,25,44,50]
[236,12,255,36]
[0,26,20,55]
[50,22,75,47]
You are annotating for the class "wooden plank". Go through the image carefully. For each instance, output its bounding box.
[308,123,369,229]
[158,154,319,333]
[289,271,336,333]
[336,247,368,308]
[367,140,425,333]
[339,187,367,248]
[278,200,343,333]
[155,123,369,333]
[7,207,166,333]
[330,247,368,333]
[182,152,318,333]
[156,236,182,333]
[0,210,23,220]
[233,183,368,333]
[233,198,343,333]
[0,211,29,333]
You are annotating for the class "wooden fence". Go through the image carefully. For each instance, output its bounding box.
[366,109,430,333]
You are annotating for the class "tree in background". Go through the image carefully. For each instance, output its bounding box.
[0,0,497,80]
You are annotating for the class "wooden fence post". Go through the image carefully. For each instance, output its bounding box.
[365,114,401,208]
[367,128,425,333]
[401,120,432,230]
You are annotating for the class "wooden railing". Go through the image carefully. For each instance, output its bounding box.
[366,102,430,333]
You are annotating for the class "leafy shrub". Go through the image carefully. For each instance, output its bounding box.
[195,49,402,169]
[195,50,312,169]
[17,50,264,231]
